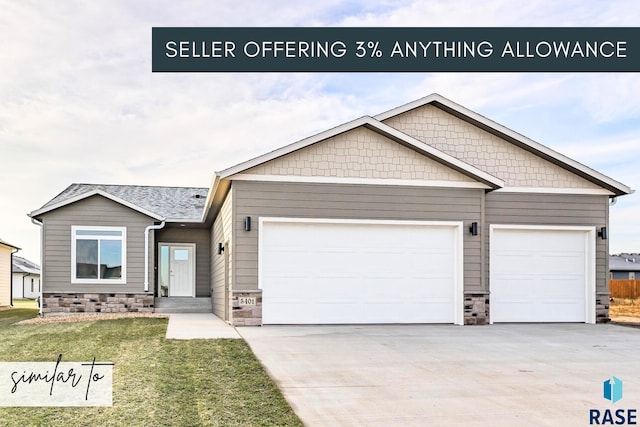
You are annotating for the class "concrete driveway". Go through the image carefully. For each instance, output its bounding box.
[239,324,640,426]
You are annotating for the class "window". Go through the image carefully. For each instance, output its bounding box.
[71,226,126,284]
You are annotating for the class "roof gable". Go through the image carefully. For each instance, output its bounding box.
[219,116,504,189]
[240,126,483,187]
[376,94,631,196]
[30,184,208,222]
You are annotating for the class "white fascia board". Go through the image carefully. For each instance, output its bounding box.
[29,189,165,221]
[217,116,373,178]
[374,93,442,121]
[200,174,221,223]
[231,174,492,189]
[375,93,631,196]
[495,187,615,196]
[218,115,503,189]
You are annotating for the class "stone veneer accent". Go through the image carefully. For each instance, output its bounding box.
[464,293,490,325]
[596,293,610,323]
[231,290,263,326]
[42,293,154,314]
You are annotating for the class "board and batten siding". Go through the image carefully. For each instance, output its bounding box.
[485,193,609,292]
[211,187,233,319]
[156,227,211,297]
[40,195,156,294]
[0,245,11,307]
[232,180,483,292]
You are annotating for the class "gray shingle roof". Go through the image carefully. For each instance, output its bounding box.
[39,184,208,221]
[610,254,640,272]
[12,255,40,275]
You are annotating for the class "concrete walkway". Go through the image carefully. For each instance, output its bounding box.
[165,313,240,339]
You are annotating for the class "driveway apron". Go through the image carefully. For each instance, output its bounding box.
[239,324,640,426]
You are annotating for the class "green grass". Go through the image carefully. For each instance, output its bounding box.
[0,313,302,426]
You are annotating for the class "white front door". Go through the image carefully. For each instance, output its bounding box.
[160,244,195,297]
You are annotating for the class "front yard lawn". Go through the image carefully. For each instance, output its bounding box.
[0,309,301,426]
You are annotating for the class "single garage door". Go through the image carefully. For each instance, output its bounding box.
[490,226,595,323]
[259,218,463,325]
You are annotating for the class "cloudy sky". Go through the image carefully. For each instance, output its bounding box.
[1,0,638,263]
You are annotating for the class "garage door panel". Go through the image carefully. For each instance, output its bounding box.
[491,227,591,323]
[261,220,460,324]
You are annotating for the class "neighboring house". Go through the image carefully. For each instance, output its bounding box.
[12,256,41,299]
[29,94,631,325]
[0,238,20,309]
[610,254,640,280]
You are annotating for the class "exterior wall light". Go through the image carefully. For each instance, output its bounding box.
[598,227,608,240]
[469,222,479,236]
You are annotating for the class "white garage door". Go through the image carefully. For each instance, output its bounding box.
[490,226,595,323]
[259,219,463,325]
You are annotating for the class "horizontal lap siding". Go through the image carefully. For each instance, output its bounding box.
[211,188,233,319]
[485,193,609,292]
[233,181,483,292]
[156,227,211,297]
[41,195,156,294]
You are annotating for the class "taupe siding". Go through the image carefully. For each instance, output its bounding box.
[211,187,233,319]
[485,193,609,292]
[40,195,156,293]
[0,246,11,306]
[233,181,483,292]
[156,227,210,297]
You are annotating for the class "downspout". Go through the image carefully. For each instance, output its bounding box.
[31,218,43,316]
[144,221,165,293]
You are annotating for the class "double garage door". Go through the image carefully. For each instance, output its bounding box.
[259,219,594,325]
[260,219,463,325]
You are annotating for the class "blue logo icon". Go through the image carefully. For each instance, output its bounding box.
[604,376,623,403]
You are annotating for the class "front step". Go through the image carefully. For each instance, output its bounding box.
[154,297,212,313]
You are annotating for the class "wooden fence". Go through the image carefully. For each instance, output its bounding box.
[610,279,640,299]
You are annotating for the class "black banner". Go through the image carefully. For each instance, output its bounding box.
[152,27,639,72]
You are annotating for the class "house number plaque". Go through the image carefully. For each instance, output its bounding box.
[238,297,256,306]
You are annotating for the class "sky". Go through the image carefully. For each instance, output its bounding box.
[1,0,639,263]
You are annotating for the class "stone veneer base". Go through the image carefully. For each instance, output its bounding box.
[595,293,610,323]
[464,293,490,325]
[231,290,263,326]
[42,293,154,314]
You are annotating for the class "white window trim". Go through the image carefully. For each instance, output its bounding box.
[71,226,127,284]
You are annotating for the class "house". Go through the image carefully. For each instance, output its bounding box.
[610,254,640,280]
[0,238,20,309]
[12,256,41,300]
[29,94,631,325]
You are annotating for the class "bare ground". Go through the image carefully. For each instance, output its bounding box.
[16,312,169,325]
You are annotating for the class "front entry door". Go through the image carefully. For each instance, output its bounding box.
[160,244,195,297]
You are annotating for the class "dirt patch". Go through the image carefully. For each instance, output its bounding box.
[16,312,169,325]
[610,298,640,324]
